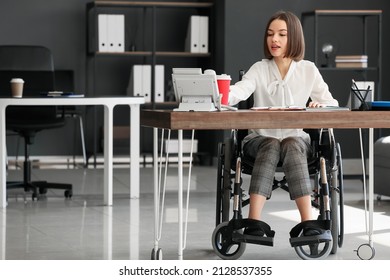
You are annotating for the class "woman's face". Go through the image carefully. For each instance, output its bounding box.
[267,19,288,59]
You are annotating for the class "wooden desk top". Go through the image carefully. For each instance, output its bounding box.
[141,109,390,130]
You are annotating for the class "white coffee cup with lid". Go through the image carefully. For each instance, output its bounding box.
[10,78,24,98]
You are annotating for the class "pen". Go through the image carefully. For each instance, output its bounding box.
[363,85,371,102]
[351,79,364,102]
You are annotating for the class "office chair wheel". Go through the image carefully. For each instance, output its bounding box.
[212,221,246,260]
[294,239,332,260]
[32,192,38,201]
[64,190,72,198]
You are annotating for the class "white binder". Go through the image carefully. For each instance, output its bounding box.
[114,14,125,52]
[128,65,164,103]
[98,14,108,52]
[199,16,209,53]
[129,65,143,99]
[154,65,165,102]
[142,65,152,103]
[107,14,125,52]
[185,15,200,53]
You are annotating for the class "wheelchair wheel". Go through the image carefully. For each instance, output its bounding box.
[216,140,233,225]
[212,221,246,260]
[294,239,333,260]
[330,143,344,254]
[295,157,332,260]
[215,142,224,226]
[336,143,345,248]
[223,138,234,222]
[216,139,233,226]
[330,177,339,254]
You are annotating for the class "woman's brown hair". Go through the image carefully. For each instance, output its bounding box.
[263,11,305,61]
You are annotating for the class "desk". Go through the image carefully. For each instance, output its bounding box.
[0,97,144,208]
[141,109,390,259]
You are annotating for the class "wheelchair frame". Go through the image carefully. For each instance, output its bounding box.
[212,128,344,260]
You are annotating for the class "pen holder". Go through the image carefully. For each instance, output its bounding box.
[350,88,372,111]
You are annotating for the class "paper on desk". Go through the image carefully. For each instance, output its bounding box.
[306,106,350,111]
[251,106,305,111]
[44,91,85,98]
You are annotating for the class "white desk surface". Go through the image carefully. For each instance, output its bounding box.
[0,96,145,208]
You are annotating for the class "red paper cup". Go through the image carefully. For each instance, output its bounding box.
[217,74,231,105]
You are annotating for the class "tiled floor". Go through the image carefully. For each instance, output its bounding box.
[1,164,390,260]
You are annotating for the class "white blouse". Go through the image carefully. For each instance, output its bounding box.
[228,59,338,140]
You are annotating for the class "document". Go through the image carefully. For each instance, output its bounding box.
[251,106,305,111]
[305,106,350,111]
[43,91,85,98]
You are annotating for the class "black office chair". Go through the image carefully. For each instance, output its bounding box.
[0,45,73,200]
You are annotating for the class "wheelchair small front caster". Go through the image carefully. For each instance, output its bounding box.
[212,221,246,260]
[151,248,163,260]
[355,243,375,260]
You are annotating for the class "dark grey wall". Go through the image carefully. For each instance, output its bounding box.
[1,0,91,156]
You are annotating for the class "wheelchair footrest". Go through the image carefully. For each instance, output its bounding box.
[289,230,332,247]
[289,219,332,247]
[233,232,274,246]
[230,218,275,247]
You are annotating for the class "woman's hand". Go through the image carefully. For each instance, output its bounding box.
[308,101,324,108]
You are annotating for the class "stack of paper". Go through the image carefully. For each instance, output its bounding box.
[185,15,209,53]
[335,55,368,68]
[98,14,125,52]
[127,65,165,103]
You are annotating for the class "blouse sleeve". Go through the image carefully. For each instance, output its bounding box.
[309,65,339,106]
[228,65,258,106]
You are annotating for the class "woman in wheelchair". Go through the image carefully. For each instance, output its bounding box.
[213,11,340,259]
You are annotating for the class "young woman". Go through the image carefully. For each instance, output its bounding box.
[228,11,338,236]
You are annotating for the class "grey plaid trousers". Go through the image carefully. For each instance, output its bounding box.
[243,135,312,200]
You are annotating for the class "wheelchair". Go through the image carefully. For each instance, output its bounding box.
[211,96,344,260]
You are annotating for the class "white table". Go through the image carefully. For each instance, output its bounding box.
[0,96,144,208]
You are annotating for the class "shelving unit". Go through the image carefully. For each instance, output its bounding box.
[86,1,215,161]
[86,1,214,105]
[301,9,383,170]
[301,9,382,99]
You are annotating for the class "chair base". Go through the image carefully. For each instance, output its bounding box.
[7,181,73,200]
